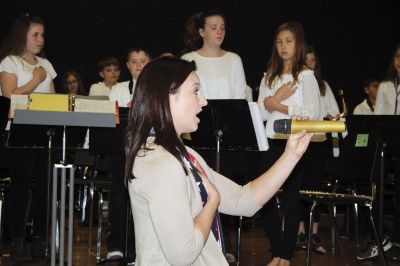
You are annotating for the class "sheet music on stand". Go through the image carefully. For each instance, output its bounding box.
[248,102,269,151]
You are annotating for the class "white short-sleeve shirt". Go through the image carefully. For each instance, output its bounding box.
[0,55,57,94]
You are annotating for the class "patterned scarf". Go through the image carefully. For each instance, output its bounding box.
[186,152,225,253]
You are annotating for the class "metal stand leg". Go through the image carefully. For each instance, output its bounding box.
[51,166,58,266]
[81,185,88,223]
[379,142,386,239]
[330,204,336,253]
[236,216,242,265]
[60,168,66,266]
[88,183,94,253]
[46,128,54,258]
[367,206,388,266]
[51,164,74,266]
[327,205,348,266]
[352,187,360,249]
[306,202,317,266]
[96,192,103,263]
[68,168,74,266]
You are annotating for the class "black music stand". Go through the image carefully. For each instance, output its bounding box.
[190,99,262,168]
[7,120,60,264]
[190,99,266,265]
[345,115,400,239]
[10,109,115,266]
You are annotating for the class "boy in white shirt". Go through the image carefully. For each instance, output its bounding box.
[120,48,151,104]
[353,78,380,115]
[89,57,130,107]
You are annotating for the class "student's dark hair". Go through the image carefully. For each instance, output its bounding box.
[97,57,119,72]
[363,77,380,89]
[183,10,227,51]
[305,45,326,96]
[61,70,87,95]
[266,21,307,88]
[126,47,152,62]
[0,13,45,62]
[385,42,400,87]
[125,57,196,181]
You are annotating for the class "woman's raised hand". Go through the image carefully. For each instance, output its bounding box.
[284,116,312,159]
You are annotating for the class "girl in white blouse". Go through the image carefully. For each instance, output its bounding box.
[0,15,56,98]
[257,21,321,266]
[296,44,340,254]
[181,10,247,100]
[305,45,339,119]
[0,13,57,262]
[374,42,400,115]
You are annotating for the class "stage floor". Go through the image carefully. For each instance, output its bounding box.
[0,210,399,265]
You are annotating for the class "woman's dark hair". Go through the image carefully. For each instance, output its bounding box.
[266,21,307,88]
[0,13,45,62]
[385,42,400,87]
[305,45,326,96]
[183,10,227,51]
[125,57,196,181]
[61,70,87,95]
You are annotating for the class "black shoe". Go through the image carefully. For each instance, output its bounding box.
[388,243,400,261]
[311,234,327,254]
[296,233,307,249]
[10,238,31,262]
[127,256,136,265]
[31,235,47,258]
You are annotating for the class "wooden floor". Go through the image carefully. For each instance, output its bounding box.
[1,211,399,265]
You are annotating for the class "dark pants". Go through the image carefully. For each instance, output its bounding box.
[7,149,47,238]
[394,169,400,242]
[261,139,304,260]
[108,154,135,256]
[388,157,400,242]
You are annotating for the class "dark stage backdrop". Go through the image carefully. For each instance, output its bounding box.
[1,0,399,111]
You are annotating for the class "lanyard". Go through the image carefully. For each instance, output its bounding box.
[184,153,225,253]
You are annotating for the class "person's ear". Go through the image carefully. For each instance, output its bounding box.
[363,86,369,95]
[99,71,105,79]
[199,28,205,38]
